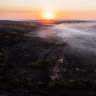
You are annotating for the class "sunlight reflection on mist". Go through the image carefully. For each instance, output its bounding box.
[28,22,96,54]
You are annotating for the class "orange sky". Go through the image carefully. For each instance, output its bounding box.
[0,11,96,20]
[0,0,96,20]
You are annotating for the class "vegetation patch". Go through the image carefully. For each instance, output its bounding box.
[28,59,51,69]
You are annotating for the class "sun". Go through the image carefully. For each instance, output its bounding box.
[41,11,55,20]
[45,12,52,19]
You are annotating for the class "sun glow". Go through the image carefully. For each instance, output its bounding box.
[45,12,52,19]
[41,11,55,20]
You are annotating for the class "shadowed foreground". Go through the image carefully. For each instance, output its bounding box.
[0,20,96,96]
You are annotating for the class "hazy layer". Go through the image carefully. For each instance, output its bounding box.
[53,22,96,53]
[28,22,96,56]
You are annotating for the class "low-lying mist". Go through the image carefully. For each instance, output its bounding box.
[27,21,96,65]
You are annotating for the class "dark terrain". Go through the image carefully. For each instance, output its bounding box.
[0,20,96,96]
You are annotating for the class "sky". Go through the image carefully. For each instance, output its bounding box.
[0,0,96,20]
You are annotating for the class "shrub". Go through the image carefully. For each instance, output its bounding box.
[9,78,26,87]
[29,59,51,69]
[48,81,55,89]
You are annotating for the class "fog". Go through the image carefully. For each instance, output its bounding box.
[29,22,96,53]
[53,22,96,53]
[27,21,96,64]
